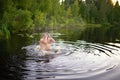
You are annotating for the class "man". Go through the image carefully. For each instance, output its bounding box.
[39,32,55,50]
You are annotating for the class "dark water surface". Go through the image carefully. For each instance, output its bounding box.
[1,32,120,80]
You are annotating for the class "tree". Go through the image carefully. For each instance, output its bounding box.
[89,3,98,23]
[71,0,79,17]
[106,0,114,24]
[112,1,120,26]
[79,1,87,21]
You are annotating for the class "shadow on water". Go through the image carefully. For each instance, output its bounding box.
[0,35,33,80]
[0,26,120,80]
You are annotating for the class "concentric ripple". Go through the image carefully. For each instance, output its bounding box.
[22,40,120,80]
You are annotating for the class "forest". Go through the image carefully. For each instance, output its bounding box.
[0,0,120,39]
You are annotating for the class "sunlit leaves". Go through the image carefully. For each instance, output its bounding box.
[34,11,46,27]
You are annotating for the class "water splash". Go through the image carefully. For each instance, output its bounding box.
[22,40,120,80]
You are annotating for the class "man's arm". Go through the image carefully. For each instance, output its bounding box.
[39,38,47,44]
[49,37,55,43]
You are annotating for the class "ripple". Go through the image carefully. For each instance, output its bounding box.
[22,40,120,80]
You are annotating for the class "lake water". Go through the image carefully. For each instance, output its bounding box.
[0,31,120,80]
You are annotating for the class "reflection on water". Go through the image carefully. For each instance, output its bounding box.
[80,26,120,43]
[22,40,120,80]
[1,33,120,80]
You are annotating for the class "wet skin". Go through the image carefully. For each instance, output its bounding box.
[39,33,55,51]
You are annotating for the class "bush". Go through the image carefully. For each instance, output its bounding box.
[11,9,33,33]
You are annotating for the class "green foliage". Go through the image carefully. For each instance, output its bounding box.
[71,0,79,17]
[19,0,33,9]
[12,9,33,32]
[0,0,120,39]
[49,16,58,28]
[0,24,10,39]
[34,11,46,28]
[112,1,120,26]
